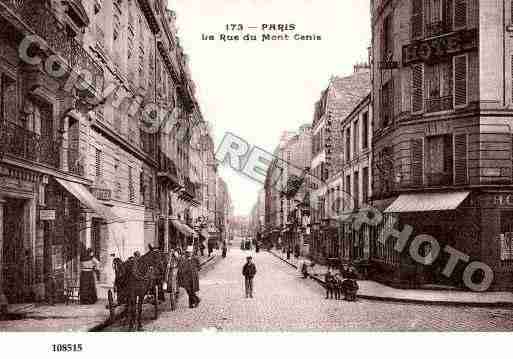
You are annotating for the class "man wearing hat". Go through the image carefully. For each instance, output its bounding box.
[177,246,201,308]
[242,256,257,298]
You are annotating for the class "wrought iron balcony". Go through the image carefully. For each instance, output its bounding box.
[157,150,181,189]
[2,0,104,92]
[0,118,60,168]
[426,172,453,186]
[425,95,453,113]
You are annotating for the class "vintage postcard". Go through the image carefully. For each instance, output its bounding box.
[0,0,512,355]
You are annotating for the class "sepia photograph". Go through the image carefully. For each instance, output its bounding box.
[0,0,512,354]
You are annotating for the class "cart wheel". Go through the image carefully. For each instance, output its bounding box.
[153,285,159,319]
[107,289,115,320]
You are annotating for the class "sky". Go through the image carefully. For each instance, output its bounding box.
[170,0,371,216]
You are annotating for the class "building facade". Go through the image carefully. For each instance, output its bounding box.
[309,68,371,264]
[0,0,221,306]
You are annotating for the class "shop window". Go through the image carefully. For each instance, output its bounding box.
[500,211,513,264]
[91,218,102,259]
[426,135,453,186]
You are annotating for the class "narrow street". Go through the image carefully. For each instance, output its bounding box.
[103,244,513,332]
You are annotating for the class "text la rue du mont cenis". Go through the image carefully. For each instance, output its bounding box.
[201,24,323,43]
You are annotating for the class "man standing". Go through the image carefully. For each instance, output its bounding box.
[177,246,201,308]
[242,256,257,298]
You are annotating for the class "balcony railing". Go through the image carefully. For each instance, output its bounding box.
[0,118,60,168]
[158,150,178,177]
[425,21,452,38]
[2,0,104,92]
[426,96,453,113]
[426,172,453,186]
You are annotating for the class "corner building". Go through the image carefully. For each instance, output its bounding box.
[371,0,513,290]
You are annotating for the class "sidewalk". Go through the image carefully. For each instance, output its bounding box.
[0,254,218,332]
[269,249,513,308]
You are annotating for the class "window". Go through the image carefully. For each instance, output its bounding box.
[380,80,393,127]
[345,127,351,162]
[362,112,369,150]
[426,0,453,37]
[345,174,351,201]
[382,14,394,60]
[426,135,453,186]
[1,74,17,121]
[426,61,453,112]
[362,167,369,204]
[354,171,359,209]
[353,119,359,156]
[95,149,103,179]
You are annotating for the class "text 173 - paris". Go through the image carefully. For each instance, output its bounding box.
[225,24,296,31]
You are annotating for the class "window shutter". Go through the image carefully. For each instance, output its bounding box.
[454,0,467,29]
[454,133,468,185]
[443,0,453,30]
[411,0,424,39]
[443,135,454,180]
[411,139,424,185]
[453,54,468,108]
[412,64,424,113]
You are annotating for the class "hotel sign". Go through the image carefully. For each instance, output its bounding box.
[402,29,478,66]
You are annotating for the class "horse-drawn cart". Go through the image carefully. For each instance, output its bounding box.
[107,248,168,331]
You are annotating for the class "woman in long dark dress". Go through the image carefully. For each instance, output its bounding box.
[80,249,100,304]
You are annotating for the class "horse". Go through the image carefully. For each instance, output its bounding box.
[113,247,167,331]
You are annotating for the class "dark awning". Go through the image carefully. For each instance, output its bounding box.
[55,178,120,223]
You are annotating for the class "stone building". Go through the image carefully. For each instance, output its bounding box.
[370,0,513,290]
[328,93,373,273]
[309,68,371,264]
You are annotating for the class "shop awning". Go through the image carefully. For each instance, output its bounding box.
[384,191,470,213]
[171,219,196,237]
[55,178,120,222]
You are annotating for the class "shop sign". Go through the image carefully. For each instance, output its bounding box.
[493,194,513,207]
[402,29,477,65]
[40,209,56,221]
[91,187,112,201]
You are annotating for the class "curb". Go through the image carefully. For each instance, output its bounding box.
[268,250,513,309]
[89,255,219,332]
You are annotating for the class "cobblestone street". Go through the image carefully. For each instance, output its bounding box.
[104,247,513,331]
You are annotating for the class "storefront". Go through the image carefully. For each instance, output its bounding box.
[371,191,485,289]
